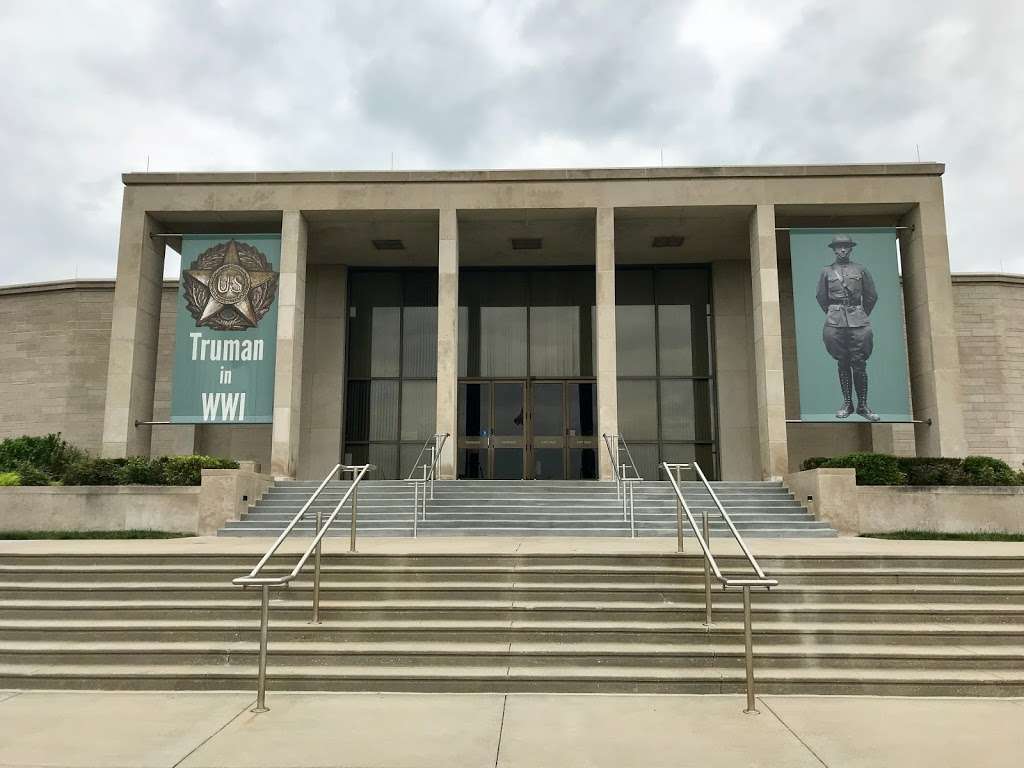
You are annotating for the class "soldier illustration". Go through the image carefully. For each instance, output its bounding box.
[815,234,881,421]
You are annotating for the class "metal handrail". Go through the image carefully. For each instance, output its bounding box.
[602,433,641,536]
[232,462,375,713]
[660,461,777,713]
[405,433,449,536]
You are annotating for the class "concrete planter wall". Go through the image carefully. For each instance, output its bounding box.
[0,462,272,535]
[785,467,1024,535]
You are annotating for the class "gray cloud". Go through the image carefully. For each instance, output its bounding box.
[0,0,1019,285]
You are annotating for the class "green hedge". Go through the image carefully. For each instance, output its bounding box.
[0,435,238,486]
[0,434,84,481]
[800,453,1024,486]
[61,455,239,486]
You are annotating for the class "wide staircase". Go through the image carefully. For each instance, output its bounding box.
[1,550,1022,695]
[219,480,837,538]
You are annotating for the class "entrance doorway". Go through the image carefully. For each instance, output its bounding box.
[457,380,598,479]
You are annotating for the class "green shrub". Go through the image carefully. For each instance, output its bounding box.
[960,455,1023,486]
[819,452,907,486]
[0,434,84,479]
[61,458,126,486]
[897,457,967,486]
[119,456,166,485]
[160,455,238,486]
[800,457,831,471]
[0,471,20,486]
[12,462,50,486]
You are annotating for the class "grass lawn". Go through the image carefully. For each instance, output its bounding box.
[0,530,194,540]
[861,530,1024,542]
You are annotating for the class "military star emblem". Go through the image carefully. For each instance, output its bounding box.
[183,240,279,331]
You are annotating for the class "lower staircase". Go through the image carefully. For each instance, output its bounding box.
[219,480,837,538]
[1,550,1022,695]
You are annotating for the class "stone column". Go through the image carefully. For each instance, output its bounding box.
[900,199,967,457]
[297,265,347,480]
[595,207,619,480]
[435,209,459,479]
[270,211,308,479]
[749,204,789,479]
[100,205,165,458]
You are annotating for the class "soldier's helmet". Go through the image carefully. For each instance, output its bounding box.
[828,234,857,249]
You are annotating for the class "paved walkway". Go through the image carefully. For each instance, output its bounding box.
[0,691,1021,767]
[3,534,1024,557]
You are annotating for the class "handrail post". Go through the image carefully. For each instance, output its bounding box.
[743,585,758,714]
[253,584,270,713]
[312,502,323,624]
[702,507,712,626]
[674,464,684,553]
[349,473,359,553]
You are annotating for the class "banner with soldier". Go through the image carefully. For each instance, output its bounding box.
[788,228,912,423]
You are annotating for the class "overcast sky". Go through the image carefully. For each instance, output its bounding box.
[0,0,1021,285]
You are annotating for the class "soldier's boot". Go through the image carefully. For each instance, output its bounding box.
[853,367,881,422]
[835,365,854,418]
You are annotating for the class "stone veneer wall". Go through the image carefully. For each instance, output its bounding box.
[0,273,1020,474]
[953,274,1024,468]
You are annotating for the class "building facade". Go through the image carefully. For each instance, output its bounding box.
[5,164,1020,481]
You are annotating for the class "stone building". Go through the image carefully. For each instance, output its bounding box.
[2,164,1020,480]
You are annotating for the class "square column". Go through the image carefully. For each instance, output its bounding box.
[435,209,459,479]
[297,265,348,480]
[270,210,308,479]
[900,200,967,456]
[749,204,789,479]
[595,207,618,480]
[101,205,165,457]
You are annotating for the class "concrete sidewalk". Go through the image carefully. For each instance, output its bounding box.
[3,534,1024,557]
[0,691,1021,768]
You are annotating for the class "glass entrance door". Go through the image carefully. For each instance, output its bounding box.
[458,381,526,479]
[459,379,597,480]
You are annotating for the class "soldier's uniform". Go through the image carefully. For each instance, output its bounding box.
[815,235,880,421]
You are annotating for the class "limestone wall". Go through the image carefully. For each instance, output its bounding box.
[953,275,1024,468]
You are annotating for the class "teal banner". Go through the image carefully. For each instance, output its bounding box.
[170,234,280,423]
[789,228,912,423]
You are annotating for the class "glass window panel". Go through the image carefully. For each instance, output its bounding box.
[662,443,716,479]
[656,268,711,376]
[568,383,597,437]
[368,443,398,480]
[530,306,581,376]
[459,449,486,479]
[658,305,693,376]
[400,443,427,480]
[370,306,401,377]
[345,443,368,467]
[569,448,598,480]
[615,305,657,375]
[531,382,563,436]
[480,306,527,376]
[458,383,489,438]
[402,306,437,377]
[493,382,524,437]
[344,380,370,442]
[616,380,658,440]
[625,443,659,481]
[347,272,401,378]
[532,448,564,480]
[616,269,654,305]
[369,380,399,440]
[400,380,436,441]
[660,379,696,442]
[458,305,469,378]
[493,448,523,480]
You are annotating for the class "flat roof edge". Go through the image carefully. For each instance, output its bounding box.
[122,163,945,186]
